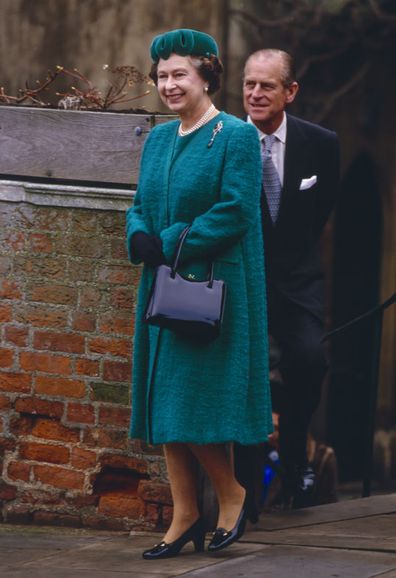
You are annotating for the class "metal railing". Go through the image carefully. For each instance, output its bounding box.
[324,291,396,497]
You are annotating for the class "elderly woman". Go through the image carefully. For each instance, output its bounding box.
[126,29,272,559]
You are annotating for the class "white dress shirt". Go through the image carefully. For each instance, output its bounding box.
[248,113,287,187]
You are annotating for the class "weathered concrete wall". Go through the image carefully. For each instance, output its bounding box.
[0,0,226,113]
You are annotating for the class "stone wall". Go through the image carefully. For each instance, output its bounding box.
[0,192,172,530]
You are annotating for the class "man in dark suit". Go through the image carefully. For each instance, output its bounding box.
[239,49,340,508]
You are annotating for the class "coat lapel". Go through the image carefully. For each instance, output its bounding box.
[276,114,310,227]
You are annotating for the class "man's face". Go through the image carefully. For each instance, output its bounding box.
[243,55,298,133]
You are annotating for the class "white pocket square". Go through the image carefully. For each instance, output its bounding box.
[299,175,317,190]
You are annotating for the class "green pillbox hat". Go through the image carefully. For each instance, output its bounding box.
[150,28,218,62]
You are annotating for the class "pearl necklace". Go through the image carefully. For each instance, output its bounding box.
[178,104,216,136]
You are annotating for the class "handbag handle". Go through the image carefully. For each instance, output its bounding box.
[171,226,215,288]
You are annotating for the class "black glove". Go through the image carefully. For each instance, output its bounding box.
[130,232,166,267]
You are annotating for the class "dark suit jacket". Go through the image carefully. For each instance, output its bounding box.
[262,114,340,320]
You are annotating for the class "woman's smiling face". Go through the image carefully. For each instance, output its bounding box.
[156,54,207,116]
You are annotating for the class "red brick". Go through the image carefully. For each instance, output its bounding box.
[75,358,100,377]
[29,283,77,305]
[29,232,53,253]
[111,287,134,310]
[99,314,133,336]
[67,261,96,283]
[79,287,104,308]
[0,436,17,452]
[0,481,17,500]
[19,257,67,280]
[4,504,32,524]
[0,348,14,368]
[66,403,95,424]
[143,443,164,458]
[98,406,130,428]
[33,464,85,490]
[98,213,124,236]
[4,325,28,346]
[19,441,70,465]
[82,514,126,531]
[72,311,96,332]
[0,256,11,275]
[71,211,98,233]
[33,331,85,354]
[103,360,132,383]
[28,206,68,231]
[144,502,160,526]
[0,279,22,300]
[3,230,24,251]
[15,397,64,418]
[33,511,81,527]
[98,265,133,285]
[67,494,98,507]
[0,395,11,410]
[138,481,172,505]
[0,303,12,323]
[63,236,107,259]
[0,417,3,433]
[7,461,31,482]
[82,427,127,450]
[19,489,62,505]
[9,415,34,436]
[15,305,68,329]
[0,372,32,393]
[35,375,86,399]
[98,493,144,519]
[9,204,32,227]
[100,453,147,475]
[32,418,80,443]
[88,337,131,359]
[20,352,72,375]
[71,447,97,470]
[111,239,128,260]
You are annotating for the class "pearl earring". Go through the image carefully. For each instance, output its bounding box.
[204,86,209,92]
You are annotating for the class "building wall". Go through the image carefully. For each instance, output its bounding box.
[0,195,172,530]
[0,0,226,113]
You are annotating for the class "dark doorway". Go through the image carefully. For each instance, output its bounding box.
[328,152,382,482]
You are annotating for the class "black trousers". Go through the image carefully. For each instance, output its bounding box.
[269,291,328,467]
[234,288,328,509]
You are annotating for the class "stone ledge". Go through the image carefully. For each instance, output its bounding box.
[0,180,134,212]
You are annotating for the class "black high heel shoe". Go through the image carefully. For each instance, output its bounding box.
[142,518,205,560]
[207,498,247,552]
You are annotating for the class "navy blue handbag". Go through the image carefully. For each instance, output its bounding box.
[144,227,226,342]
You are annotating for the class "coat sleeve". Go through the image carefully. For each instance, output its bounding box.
[159,123,262,263]
[125,135,153,264]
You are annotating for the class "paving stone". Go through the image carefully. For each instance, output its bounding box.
[255,493,396,531]
[244,513,396,552]
[0,494,395,578]
[0,527,263,578]
[181,545,396,578]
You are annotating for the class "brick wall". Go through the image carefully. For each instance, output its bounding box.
[0,199,172,531]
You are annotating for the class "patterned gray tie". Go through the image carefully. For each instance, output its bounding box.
[262,135,282,222]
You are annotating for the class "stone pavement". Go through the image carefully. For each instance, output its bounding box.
[0,493,395,578]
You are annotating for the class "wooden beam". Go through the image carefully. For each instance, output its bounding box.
[0,106,174,185]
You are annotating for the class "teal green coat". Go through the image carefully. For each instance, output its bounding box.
[126,112,272,445]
